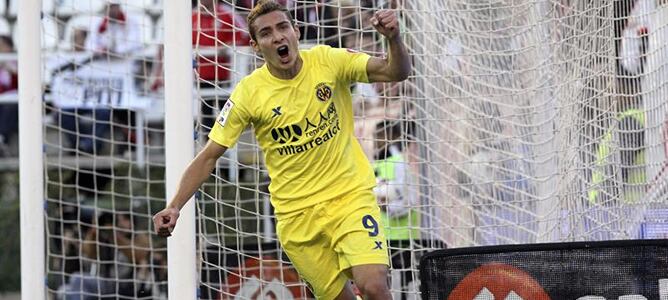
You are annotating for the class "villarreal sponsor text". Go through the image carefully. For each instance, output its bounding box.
[277,120,341,156]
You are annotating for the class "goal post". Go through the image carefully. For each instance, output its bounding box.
[18,0,45,299]
[163,0,197,298]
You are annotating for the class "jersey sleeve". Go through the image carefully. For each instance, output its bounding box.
[325,45,371,83]
[208,86,252,148]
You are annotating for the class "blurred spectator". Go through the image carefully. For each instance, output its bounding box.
[147,46,163,92]
[149,1,253,135]
[589,113,646,199]
[58,26,112,155]
[372,119,421,299]
[619,0,653,74]
[619,0,668,184]
[52,205,96,289]
[87,0,143,57]
[61,212,152,299]
[372,120,420,242]
[349,33,380,111]
[343,11,377,48]
[352,80,405,160]
[192,0,250,131]
[192,0,250,85]
[239,0,324,45]
[0,35,17,157]
[86,0,147,155]
[293,0,354,47]
[72,28,89,52]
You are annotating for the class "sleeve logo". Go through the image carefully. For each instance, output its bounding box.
[217,100,235,127]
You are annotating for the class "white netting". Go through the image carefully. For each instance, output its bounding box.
[38,0,168,298]
[396,0,668,245]
[28,0,668,299]
[192,0,668,298]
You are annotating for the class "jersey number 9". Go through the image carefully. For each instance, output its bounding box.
[362,215,379,237]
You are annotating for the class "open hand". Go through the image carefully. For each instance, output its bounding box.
[152,207,180,237]
[370,10,400,39]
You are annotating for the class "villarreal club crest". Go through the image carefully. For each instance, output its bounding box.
[315,82,332,102]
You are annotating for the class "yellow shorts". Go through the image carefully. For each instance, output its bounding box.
[276,188,389,300]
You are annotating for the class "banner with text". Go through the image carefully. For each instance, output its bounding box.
[51,58,151,110]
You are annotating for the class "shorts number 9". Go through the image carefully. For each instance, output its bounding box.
[362,215,379,237]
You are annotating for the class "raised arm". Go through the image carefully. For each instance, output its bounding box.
[152,140,228,237]
[366,9,411,83]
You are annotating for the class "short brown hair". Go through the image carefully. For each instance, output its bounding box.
[247,0,294,41]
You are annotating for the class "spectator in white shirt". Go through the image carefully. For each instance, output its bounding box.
[87,0,143,57]
[0,35,18,157]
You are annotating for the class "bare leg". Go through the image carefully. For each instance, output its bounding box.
[351,264,392,300]
[335,281,358,300]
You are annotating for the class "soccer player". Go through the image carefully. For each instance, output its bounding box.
[152,0,410,299]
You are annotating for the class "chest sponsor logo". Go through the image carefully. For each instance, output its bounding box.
[315,82,332,102]
[270,124,302,144]
[270,102,341,155]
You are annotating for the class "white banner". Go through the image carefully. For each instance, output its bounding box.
[50,58,151,109]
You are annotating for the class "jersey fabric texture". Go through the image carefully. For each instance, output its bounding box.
[208,45,376,215]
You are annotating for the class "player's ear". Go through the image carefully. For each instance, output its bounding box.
[250,38,260,53]
[294,23,300,40]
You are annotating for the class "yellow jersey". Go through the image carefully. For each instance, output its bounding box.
[209,45,376,215]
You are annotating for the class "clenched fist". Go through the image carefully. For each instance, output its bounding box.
[370,10,400,39]
[152,207,180,237]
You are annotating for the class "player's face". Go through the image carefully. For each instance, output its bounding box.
[250,11,301,74]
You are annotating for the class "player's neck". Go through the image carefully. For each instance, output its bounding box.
[267,56,303,80]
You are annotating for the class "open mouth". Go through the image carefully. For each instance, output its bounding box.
[277,45,289,59]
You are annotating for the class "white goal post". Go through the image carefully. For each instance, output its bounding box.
[163,0,196,299]
[18,0,45,299]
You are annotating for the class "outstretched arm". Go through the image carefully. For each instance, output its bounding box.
[152,140,227,237]
[366,9,411,83]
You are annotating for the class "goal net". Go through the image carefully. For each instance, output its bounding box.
[39,0,168,298]
[194,0,668,298]
[31,0,668,299]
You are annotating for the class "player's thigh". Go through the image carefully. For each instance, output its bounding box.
[276,212,349,300]
[333,189,389,270]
